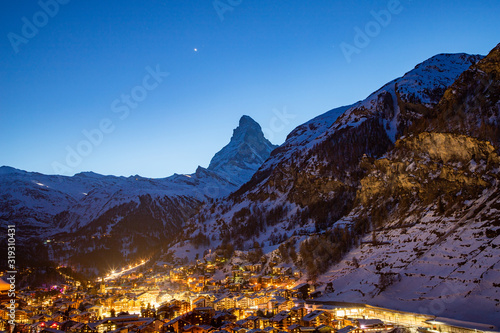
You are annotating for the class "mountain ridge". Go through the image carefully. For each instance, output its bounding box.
[165,47,499,325]
[0,115,275,273]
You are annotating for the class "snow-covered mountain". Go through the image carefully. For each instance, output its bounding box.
[168,45,500,325]
[177,52,484,253]
[0,115,275,272]
[314,131,500,326]
[208,115,278,186]
[3,41,499,324]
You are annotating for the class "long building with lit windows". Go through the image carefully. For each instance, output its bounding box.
[306,300,498,333]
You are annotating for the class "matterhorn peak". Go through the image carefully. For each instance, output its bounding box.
[207,115,277,186]
[229,115,266,144]
[238,115,260,128]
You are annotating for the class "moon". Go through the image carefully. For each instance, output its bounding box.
[194,48,198,52]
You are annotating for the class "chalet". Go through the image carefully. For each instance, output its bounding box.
[193,297,208,309]
[228,284,241,293]
[273,290,290,299]
[270,312,291,330]
[70,311,92,323]
[157,304,180,321]
[88,305,104,318]
[141,306,156,318]
[267,297,285,315]
[220,322,237,332]
[300,311,330,327]
[272,267,292,276]
[68,322,98,333]
[30,314,51,324]
[137,319,165,333]
[235,319,253,330]
[60,320,79,332]
[187,308,215,325]
[259,318,270,329]
[260,277,272,288]
[289,307,307,325]
[94,320,117,333]
[291,284,312,300]
[103,297,116,309]
[236,296,253,309]
[211,311,237,328]
[219,296,237,310]
[94,315,151,333]
[183,324,215,333]
[51,312,66,323]
[247,316,266,330]
[252,296,268,309]
[164,317,191,333]
[243,264,262,273]
[105,326,130,333]
[276,300,294,313]
[286,324,301,333]
[262,327,277,333]
[178,300,192,314]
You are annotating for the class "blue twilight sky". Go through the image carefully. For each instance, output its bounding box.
[1,0,499,178]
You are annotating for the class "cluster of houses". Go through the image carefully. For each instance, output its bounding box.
[0,259,393,333]
[4,257,494,333]
[0,287,388,333]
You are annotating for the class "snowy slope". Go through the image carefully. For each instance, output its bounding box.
[315,133,500,326]
[317,199,500,326]
[0,166,227,236]
[0,116,275,272]
[308,48,500,327]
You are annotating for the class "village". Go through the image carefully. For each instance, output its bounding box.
[0,256,495,333]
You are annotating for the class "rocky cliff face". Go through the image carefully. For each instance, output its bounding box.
[358,132,499,209]
[417,43,500,145]
[318,132,500,326]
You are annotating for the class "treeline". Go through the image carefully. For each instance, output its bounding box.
[278,238,297,264]
[299,226,359,280]
[219,204,290,247]
[191,232,210,249]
